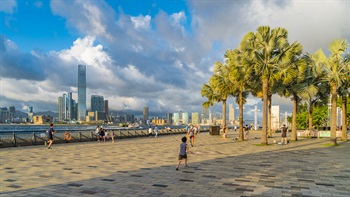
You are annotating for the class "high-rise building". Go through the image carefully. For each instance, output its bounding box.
[143,107,149,121]
[229,104,235,124]
[173,112,180,125]
[182,112,189,124]
[191,112,200,125]
[58,92,75,122]
[58,96,63,121]
[104,100,108,114]
[166,113,173,125]
[78,64,86,121]
[91,95,104,112]
[67,92,73,120]
[28,106,33,123]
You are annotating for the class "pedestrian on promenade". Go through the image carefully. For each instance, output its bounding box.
[46,123,55,149]
[244,125,249,140]
[95,125,100,141]
[154,125,158,138]
[188,125,195,147]
[176,136,189,171]
[110,130,115,143]
[281,124,288,145]
[148,126,153,137]
[99,126,105,142]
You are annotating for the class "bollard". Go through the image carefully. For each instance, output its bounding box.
[12,133,17,147]
[32,132,37,145]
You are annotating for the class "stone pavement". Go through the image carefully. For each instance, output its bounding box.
[0,130,349,197]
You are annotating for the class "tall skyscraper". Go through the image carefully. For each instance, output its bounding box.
[58,92,75,122]
[28,106,33,123]
[78,65,86,121]
[91,95,104,112]
[166,113,173,125]
[143,107,149,121]
[58,96,63,121]
[229,104,235,124]
[191,112,200,125]
[173,112,180,125]
[182,112,189,124]
[104,100,108,114]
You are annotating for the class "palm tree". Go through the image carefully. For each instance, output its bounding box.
[240,26,296,144]
[320,39,349,145]
[275,41,306,141]
[338,49,350,141]
[201,61,234,138]
[304,51,330,130]
[225,49,250,141]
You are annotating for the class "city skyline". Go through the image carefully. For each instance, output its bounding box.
[1,0,348,121]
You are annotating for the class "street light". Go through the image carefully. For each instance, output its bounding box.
[254,106,260,130]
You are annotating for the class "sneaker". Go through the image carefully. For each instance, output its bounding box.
[176,168,178,171]
[185,165,188,167]
[48,147,52,149]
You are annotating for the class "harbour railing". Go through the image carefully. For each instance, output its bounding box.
[0,127,209,148]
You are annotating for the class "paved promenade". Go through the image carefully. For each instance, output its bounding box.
[1,130,349,197]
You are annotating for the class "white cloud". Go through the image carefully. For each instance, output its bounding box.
[130,15,151,30]
[0,0,17,13]
[34,1,43,8]
[2,0,348,119]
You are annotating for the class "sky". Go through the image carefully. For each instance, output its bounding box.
[0,0,349,120]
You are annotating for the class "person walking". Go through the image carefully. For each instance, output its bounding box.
[281,124,288,145]
[154,125,158,138]
[176,136,189,171]
[95,125,100,141]
[148,126,153,137]
[110,130,115,143]
[188,125,195,147]
[46,123,55,149]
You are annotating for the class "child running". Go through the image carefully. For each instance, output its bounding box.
[176,136,189,171]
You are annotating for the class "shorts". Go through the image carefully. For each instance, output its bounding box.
[47,135,53,141]
[190,135,194,139]
[282,132,287,137]
[178,154,187,160]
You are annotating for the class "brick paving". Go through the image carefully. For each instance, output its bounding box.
[0,130,349,197]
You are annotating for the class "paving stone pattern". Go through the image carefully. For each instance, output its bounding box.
[0,130,349,197]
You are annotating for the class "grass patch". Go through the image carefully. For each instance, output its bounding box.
[253,143,274,146]
[321,143,340,147]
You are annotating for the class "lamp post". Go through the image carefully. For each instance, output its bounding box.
[254,106,260,130]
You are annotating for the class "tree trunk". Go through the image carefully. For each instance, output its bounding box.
[341,95,347,142]
[268,95,272,137]
[330,83,337,145]
[291,96,298,141]
[261,78,268,144]
[308,99,313,130]
[239,92,244,141]
[222,99,227,139]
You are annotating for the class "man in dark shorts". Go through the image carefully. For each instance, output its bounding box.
[47,123,55,149]
[281,124,288,145]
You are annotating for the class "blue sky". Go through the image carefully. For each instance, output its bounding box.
[0,0,349,120]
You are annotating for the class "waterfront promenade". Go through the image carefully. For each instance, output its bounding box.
[1,130,349,197]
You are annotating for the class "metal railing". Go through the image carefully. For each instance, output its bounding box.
[0,127,209,148]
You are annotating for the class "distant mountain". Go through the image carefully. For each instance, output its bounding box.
[34,111,58,117]
[15,110,28,118]
[109,109,166,118]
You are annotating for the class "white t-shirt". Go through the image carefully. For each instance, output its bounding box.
[148,128,152,133]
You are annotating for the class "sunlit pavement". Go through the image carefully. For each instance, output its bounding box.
[1,130,349,197]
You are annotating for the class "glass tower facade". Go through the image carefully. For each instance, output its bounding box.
[91,95,104,112]
[78,65,86,121]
